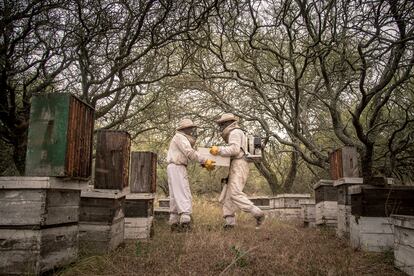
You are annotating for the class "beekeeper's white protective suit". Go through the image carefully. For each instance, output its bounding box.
[166,119,206,226]
[214,115,264,227]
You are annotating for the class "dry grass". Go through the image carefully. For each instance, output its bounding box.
[59,198,403,276]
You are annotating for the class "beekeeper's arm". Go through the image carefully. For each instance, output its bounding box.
[213,131,243,157]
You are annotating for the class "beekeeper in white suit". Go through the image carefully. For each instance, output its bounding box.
[167,118,215,231]
[210,113,265,229]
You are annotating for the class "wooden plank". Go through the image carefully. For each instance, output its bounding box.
[124,199,153,218]
[0,190,45,226]
[25,93,70,177]
[0,225,78,275]
[80,196,124,224]
[337,204,351,238]
[39,225,78,272]
[94,130,131,190]
[394,226,414,247]
[0,176,89,190]
[350,215,394,252]
[197,147,231,167]
[315,185,337,203]
[250,197,271,207]
[129,152,157,193]
[124,217,154,239]
[351,187,414,217]
[394,244,414,276]
[79,219,124,253]
[158,198,170,208]
[315,201,337,225]
[392,215,414,229]
[329,146,359,180]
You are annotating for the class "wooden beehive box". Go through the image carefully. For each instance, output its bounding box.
[300,199,316,227]
[25,93,94,178]
[329,146,359,180]
[274,194,312,208]
[94,130,131,190]
[349,185,414,252]
[334,178,363,238]
[0,177,83,275]
[125,194,154,218]
[249,196,272,208]
[124,194,155,239]
[392,215,414,276]
[158,198,170,208]
[314,180,337,226]
[79,191,126,253]
[129,152,157,193]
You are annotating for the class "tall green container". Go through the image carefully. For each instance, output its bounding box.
[25,93,94,178]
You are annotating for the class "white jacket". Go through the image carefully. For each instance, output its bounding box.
[219,128,246,159]
[167,132,205,165]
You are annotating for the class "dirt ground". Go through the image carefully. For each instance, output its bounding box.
[59,198,404,276]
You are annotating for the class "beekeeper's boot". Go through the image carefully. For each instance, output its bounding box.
[255,214,265,229]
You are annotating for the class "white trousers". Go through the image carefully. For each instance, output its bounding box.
[167,164,192,224]
[222,159,263,225]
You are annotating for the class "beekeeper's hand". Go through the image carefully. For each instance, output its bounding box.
[203,159,216,171]
[209,146,220,156]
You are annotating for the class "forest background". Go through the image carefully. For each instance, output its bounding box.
[1,0,414,196]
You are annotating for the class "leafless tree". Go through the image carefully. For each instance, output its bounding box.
[1,0,73,173]
[187,0,414,187]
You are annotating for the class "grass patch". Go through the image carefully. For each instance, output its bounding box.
[58,197,404,275]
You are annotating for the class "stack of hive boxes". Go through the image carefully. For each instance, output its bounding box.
[0,93,94,274]
[124,152,157,239]
[330,146,362,238]
[314,180,337,227]
[349,185,414,252]
[79,130,130,253]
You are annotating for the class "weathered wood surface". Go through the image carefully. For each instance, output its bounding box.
[0,189,80,227]
[351,186,414,217]
[94,130,131,190]
[314,181,337,204]
[124,217,154,239]
[392,215,414,276]
[301,203,316,227]
[154,208,170,220]
[80,195,125,224]
[337,204,352,238]
[0,176,89,190]
[124,199,154,218]
[264,208,302,221]
[130,152,157,193]
[125,193,155,200]
[65,95,95,178]
[25,93,94,178]
[249,197,271,207]
[0,225,78,275]
[349,216,394,252]
[329,146,359,180]
[158,198,170,208]
[274,194,311,208]
[79,218,124,254]
[315,201,337,226]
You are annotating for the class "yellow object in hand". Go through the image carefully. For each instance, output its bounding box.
[209,146,220,156]
[204,159,216,171]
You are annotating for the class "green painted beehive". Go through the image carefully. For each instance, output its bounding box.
[25,93,94,178]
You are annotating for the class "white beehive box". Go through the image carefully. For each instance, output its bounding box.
[197,148,231,167]
[392,215,414,276]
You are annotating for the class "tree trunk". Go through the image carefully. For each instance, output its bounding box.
[254,162,280,194]
[282,151,298,192]
[361,144,374,184]
[12,130,28,175]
